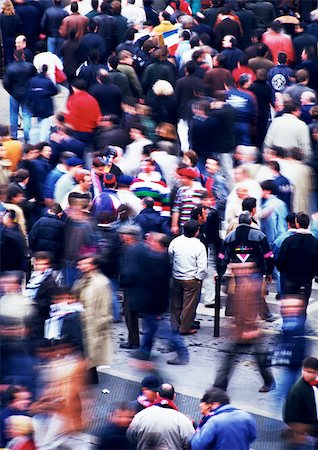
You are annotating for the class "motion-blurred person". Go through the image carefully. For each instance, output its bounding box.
[0,210,27,273]
[30,341,87,449]
[283,356,318,447]
[73,254,112,384]
[5,415,35,450]
[190,388,256,450]
[277,212,318,309]
[0,125,23,172]
[0,387,32,448]
[127,383,194,449]
[98,402,135,449]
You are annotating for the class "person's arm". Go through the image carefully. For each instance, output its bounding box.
[195,244,208,280]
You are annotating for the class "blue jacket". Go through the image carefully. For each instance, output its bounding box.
[27,73,58,118]
[190,404,257,450]
[260,195,288,246]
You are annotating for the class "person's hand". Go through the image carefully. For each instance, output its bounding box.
[171,224,179,235]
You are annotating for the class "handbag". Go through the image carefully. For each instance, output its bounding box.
[55,66,66,83]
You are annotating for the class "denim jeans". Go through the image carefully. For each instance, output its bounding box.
[10,96,32,142]
[47,36,64,55]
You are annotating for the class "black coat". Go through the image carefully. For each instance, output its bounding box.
[3,60,37,101]
[29,213,64,268]
[89,81,122,117]
[174,75,204,120]
[134,207,170,237]
[284,377,318,428]
[40,5,68,37]
[27,73,58,119]
[0,225,26,272]
[147,93,178,125]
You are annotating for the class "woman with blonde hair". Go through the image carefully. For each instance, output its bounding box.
[5,415,35,450]
[0,0,22,64]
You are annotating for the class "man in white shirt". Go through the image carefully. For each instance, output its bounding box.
[168,219,208,335]
[122,0,146,26]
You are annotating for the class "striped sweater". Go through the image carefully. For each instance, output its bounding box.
[172,182,207,226]
[130,172,171,217]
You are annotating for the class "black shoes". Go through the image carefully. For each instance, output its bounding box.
[120,342,139,349]
[259,382,276,393]
[167,357,189,365]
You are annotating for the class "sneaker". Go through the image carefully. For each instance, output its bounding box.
[167,357,189,365]
[259,382,275,393]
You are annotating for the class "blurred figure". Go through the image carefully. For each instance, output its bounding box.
[283,357,318,448]
[73,254,112,384]
[98,402,135,449]
[0,387,32,448]
[190,388,256,449]
[5,415,35,450]
[30,342,87,449]
[130,375,162,413]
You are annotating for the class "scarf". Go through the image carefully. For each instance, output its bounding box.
[137,394,155,408]
[154,396,178,411]
[26,269,53,300]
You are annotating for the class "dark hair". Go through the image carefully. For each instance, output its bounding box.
[283,97,300,113]
[158,383,175,400]
[48,203,63,215]
[190,36,200,48]
[200,388,230,405]
[242,197,256,212]
[295,69,309,83]
[270,20,282,32]
[12,168,29,182]
[184,149,198,166]
[71,77,87,91]
[88,49,101,64]
[302,356,318,370]
[34,251,53,263]
[229,35,238,48]
[215,53,226,67]
[277,52,287,64]
[183,219,200,237]
[70,1,78,13]
[108,54,119,69]
[100,0,112,13]
[142,197,155,208]
[286,212,296,228]
[181,30,191,40]
[161,11,171,20]
[0,124,10,137]
[296,212,310,229]
[88,19,97,32]
[260,180,275,193]
[256,43,268,57]
[200,33,211,45]
[303,46,315,60]
[191,205,206,220]
[268,160,280,172]
[35,39,47,54]
[185,60,196,75]
[91,0,98,9]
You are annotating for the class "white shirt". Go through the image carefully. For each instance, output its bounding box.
[122,3,146,26]
[168,234,208,280]
[33,52,63,84]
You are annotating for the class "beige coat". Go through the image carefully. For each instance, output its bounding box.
[73,271,112,368]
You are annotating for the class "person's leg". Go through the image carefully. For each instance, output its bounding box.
[177,119,189,152]
[38,116,53,142]
[253,342,275,389]
[122,289,139,347]
[21,101,32,142]
[110,278,121,322]
[9,96,19,139]
[47,37,55,54]
[140,314,158,358]
[201,245,216,306]
[179,279,201,333]
[170,279,184,331]
[213,343,238,390]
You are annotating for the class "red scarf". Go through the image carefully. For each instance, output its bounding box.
[154,396,178,410]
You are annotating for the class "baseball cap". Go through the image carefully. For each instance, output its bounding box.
[65,157,84,167]
[141,375,162,392]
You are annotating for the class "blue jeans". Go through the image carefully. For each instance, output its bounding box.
[47,36,64,55]
[110,278,120,322]
[140,314,189,361]
[10,96,32,142]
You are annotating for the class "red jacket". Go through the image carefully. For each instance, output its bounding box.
[262,31,295,66]
[65,90,101,133]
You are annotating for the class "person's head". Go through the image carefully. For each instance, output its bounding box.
[70,0,78,13]
[140,375,162,402]
[91,0,98,10]
[296,212,310,229]
[5,386,32,410]
[15,35,26,50]
[300,91,316,106]
[33,251,52,272]
[177,166,198,186]
[183,150,198,167]
[301,46,316,62]
[48,203,63,217]
[152,79,174,97]
[65,157,84,175]
[286,212,296,229]
[118,224,142,245]
[159,10,171,23]
[92,156,106,176]
[111,0,121,15]
[104,173,117,189]
[142,197,155,209]
[239,210,252,225]
[118,50,133,65]
[242,197,256,215]
[77,254,98,274]
[233,166,249,183]
[129,123,145,141]
[267,160,280,174]
[100,0,112,13]
[0,124,11,138]
[270,20,282,33]
[71,77,87,92]
[108,54,119,70]
[12,168,29,184]
[140,157,156,174]
[295,69,309,85]
[222,35,237,49]
[192,49,205,65]
[256,43,268,58]
[74,169,92,191]
[277,52,287,65]
[88,48,101,64]
[190,35,200,49]
[191,205,208,224]
[183,219,200,237]
[260,180,275,199]
[283,96,301,115]
[212,53,226,68]
[2,0,15,15]
[192,99,210,117]
[200,388,230,415]
[238,73,252,89]
[205,157,220,175]
[302,357,318,383]
[156,122,177,141]
[158,383,175,400]
[109,403,135,427]
[6,415,33,440]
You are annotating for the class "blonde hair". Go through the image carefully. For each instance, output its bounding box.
[152,79,174,96]
[7,415,33,436]
[2,0,15,15]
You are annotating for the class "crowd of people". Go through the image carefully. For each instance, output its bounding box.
[2,0,318,448]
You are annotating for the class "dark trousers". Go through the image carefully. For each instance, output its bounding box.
[170,278,202,333]
[123,289,140,347]
[214,342,274,390]
[284,279,312,305]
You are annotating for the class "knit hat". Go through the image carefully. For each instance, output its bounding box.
[177,167,199,179]
[103,173,117,188]
[65,157,84,167]
[141,375,162,392]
